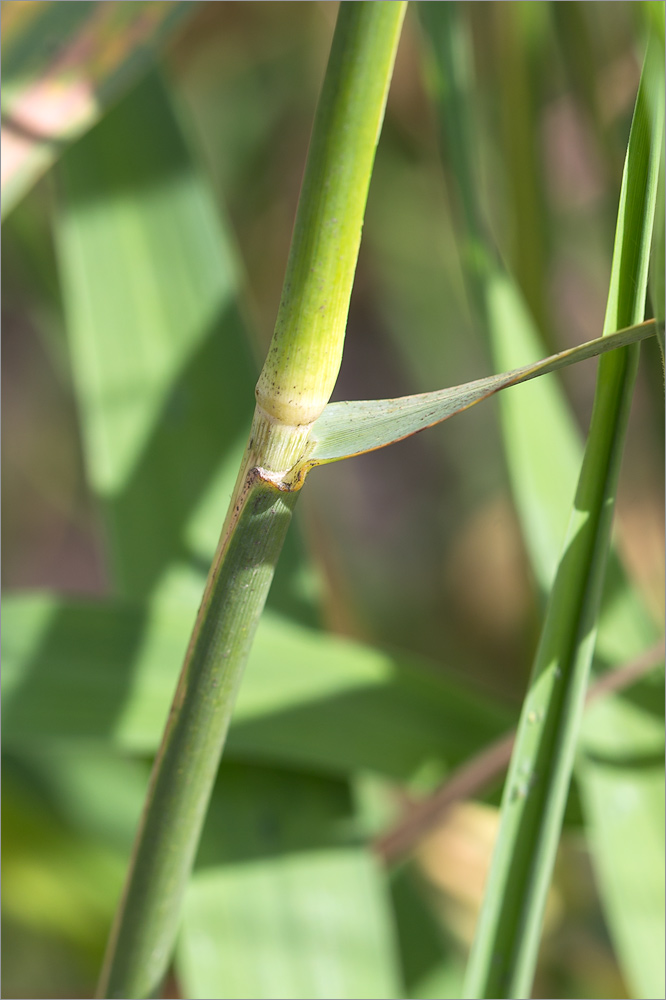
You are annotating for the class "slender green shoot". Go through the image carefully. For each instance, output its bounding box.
[420,7,665,995]
[463,37,664,1000]
[96,5,406,997]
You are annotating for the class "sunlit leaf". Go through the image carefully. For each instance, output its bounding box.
[1,1,193,218]
[302,321,657,471]
[2,592,510,782]
[177,764,400,1000]
[463,36,664,999]
[54,70,257,599]
[577,685,665,999]
[54,67,321,625]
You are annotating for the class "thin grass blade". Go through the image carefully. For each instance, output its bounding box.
[575,36,666,998]
[463,37,664,999]
[577,672,665,998]
[421,6,665,995]
[649,118,665,365]
[303,321,657,469]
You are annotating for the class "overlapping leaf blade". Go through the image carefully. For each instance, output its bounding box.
[1,1,193,217]
[177,765,400,1000]
[2,592,510,782]
[54,70,258,600]
[461,37,664,999]
[420,7,665,996]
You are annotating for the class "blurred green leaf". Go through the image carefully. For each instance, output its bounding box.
[419,0,584,587]
[54,69,256,600]
[12,746,150,855]
[177,764,400,1000]
[2,755,124,952]
[493,2,551,337]
[54,66,321,625]
[2,592,511,782]
[390,866,465,1000]
[577,685,665,1000]
[1,1,193,217]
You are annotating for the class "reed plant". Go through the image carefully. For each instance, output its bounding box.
[2,3,664,999]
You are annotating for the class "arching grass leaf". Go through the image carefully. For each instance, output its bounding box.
[302,321,657,471]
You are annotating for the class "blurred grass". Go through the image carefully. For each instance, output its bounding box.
[452,24,663,994]
[1,1,193,217]
[2,3,663,999]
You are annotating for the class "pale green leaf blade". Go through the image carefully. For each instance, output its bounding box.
[475,269,584,586]
[1,1,193,217]
[577,686,665,999]
[305,322,656,468]
[649,117,665,365]
[177,765,400,1000]
[1,592,510,781]
[464,37,664,999]
[54,71,258,599]
[417,0,594,589]
[421,7,665,996]
[2,752,126,959]
[577,37,666,1000]
[390,867,465,1000]
[418,0,603,590]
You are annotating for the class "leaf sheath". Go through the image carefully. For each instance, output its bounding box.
[96,4,406,995]
[97,471,299,999]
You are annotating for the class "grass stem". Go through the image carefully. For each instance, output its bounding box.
[96,5,406,996]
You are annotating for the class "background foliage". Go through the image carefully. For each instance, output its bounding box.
[2,3,664,998]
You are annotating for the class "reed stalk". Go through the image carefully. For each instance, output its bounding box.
[96,5,406,997]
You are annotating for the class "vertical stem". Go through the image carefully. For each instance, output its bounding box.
[98,471,297,1000]
[255,1,407,436]
[97,4,406,997]
[463,39,663,1000]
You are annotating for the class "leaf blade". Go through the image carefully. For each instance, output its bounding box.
[305,321,657,468]
[419,6,665,995]
[54,70,257,599]
[464,36,664,999]
[1,592,510,782]
[1,1,193,217]
[177,765,400,1000]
